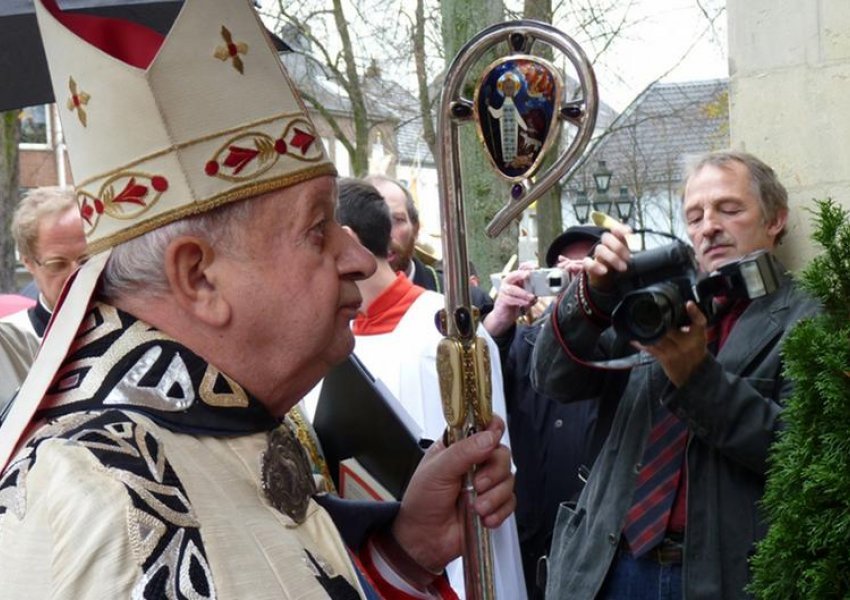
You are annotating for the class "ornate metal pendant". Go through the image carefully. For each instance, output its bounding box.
[473,55,563,182]
[261,422,317,525]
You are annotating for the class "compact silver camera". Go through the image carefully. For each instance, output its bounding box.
[490,267,567,297]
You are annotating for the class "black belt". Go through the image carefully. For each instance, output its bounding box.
[620,534,684,565]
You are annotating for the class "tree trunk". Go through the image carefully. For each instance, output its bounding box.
[331,0,370,176]
[414,0,437,162]
[523,0,562,266]
[441,0,510,290]
[0,110,20,293]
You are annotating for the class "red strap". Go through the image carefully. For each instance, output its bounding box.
[40,0,165,69]
[549,279,632,372]
[356,538,459,600]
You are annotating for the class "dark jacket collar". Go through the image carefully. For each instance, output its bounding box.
[27,296,52,338]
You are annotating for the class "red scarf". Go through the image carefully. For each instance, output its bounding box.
[353,274,426,335]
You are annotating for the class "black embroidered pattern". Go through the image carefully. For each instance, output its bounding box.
[0,303,371,598]
[305,549,361,599]
[40,303,277,436]
[0,446,31,519]
[0,410,216,599]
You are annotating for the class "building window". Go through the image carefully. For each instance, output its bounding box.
[19,104,52,148]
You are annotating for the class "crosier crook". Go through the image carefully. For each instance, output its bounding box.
[435,20,599,599]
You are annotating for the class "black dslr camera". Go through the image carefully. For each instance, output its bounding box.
[611,240,780,344]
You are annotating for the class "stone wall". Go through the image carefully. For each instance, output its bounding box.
[728,0,850,271]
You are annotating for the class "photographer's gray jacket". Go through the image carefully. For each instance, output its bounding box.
[531,264,820,599]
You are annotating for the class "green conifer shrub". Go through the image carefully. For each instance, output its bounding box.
[750,199,850,599]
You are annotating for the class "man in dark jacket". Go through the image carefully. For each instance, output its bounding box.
[484,225,612,598]
[532,150,821,599]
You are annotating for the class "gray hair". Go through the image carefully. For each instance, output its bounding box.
[12,186,78,259]
[683,150,789,244]
[100,199,256,301]
[363,174,419,227]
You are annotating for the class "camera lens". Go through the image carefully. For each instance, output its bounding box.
[612,283,682,344]
[627,294,672,341]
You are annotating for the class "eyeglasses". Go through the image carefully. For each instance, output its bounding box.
[31,255,89,275]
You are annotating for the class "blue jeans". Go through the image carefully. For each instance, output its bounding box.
[596,550,683,600]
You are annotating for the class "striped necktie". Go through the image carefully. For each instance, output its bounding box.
[622,404,688,556]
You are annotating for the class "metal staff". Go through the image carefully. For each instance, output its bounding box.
[435,20,598,599]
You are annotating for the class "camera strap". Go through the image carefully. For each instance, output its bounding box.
[549,285,656,371]
[551,297,747,371]
[584,353,656,370]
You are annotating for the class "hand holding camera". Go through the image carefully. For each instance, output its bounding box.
[483,269,539,337]
[583,223,633,292]
[491,268,566,297]
[575,228,781,386]
[637,299,711,388]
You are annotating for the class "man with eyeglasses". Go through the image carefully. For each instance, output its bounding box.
[0,187,86,408]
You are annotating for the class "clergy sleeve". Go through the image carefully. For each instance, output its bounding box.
[357,532,459,600]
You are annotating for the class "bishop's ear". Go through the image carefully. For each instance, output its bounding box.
[163,236,231,327]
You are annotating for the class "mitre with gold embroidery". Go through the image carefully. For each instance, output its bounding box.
[37,0,335,254]
[0,0,334,468]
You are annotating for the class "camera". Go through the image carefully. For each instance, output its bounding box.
[490,267,567,297]
[526,268,566,296]
[611,241,780,344]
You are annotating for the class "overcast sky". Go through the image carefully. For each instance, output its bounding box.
[591,0,728,111]
[261,0,728,114]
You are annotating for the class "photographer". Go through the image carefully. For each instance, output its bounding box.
[484,226,617,599]
[531,151,821,599]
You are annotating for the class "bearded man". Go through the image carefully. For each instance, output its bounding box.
[366,174,494,316]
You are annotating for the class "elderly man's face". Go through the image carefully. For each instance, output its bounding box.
[684,162,786,273]
[23,207,87,309]
[220,176,376,415]
[372,179,418,274]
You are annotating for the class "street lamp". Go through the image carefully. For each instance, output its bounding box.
[573,189,592,224]
[615,186,635,223]
[593,160,612,194]
[572,161,631,224]
[592,160,613,215]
